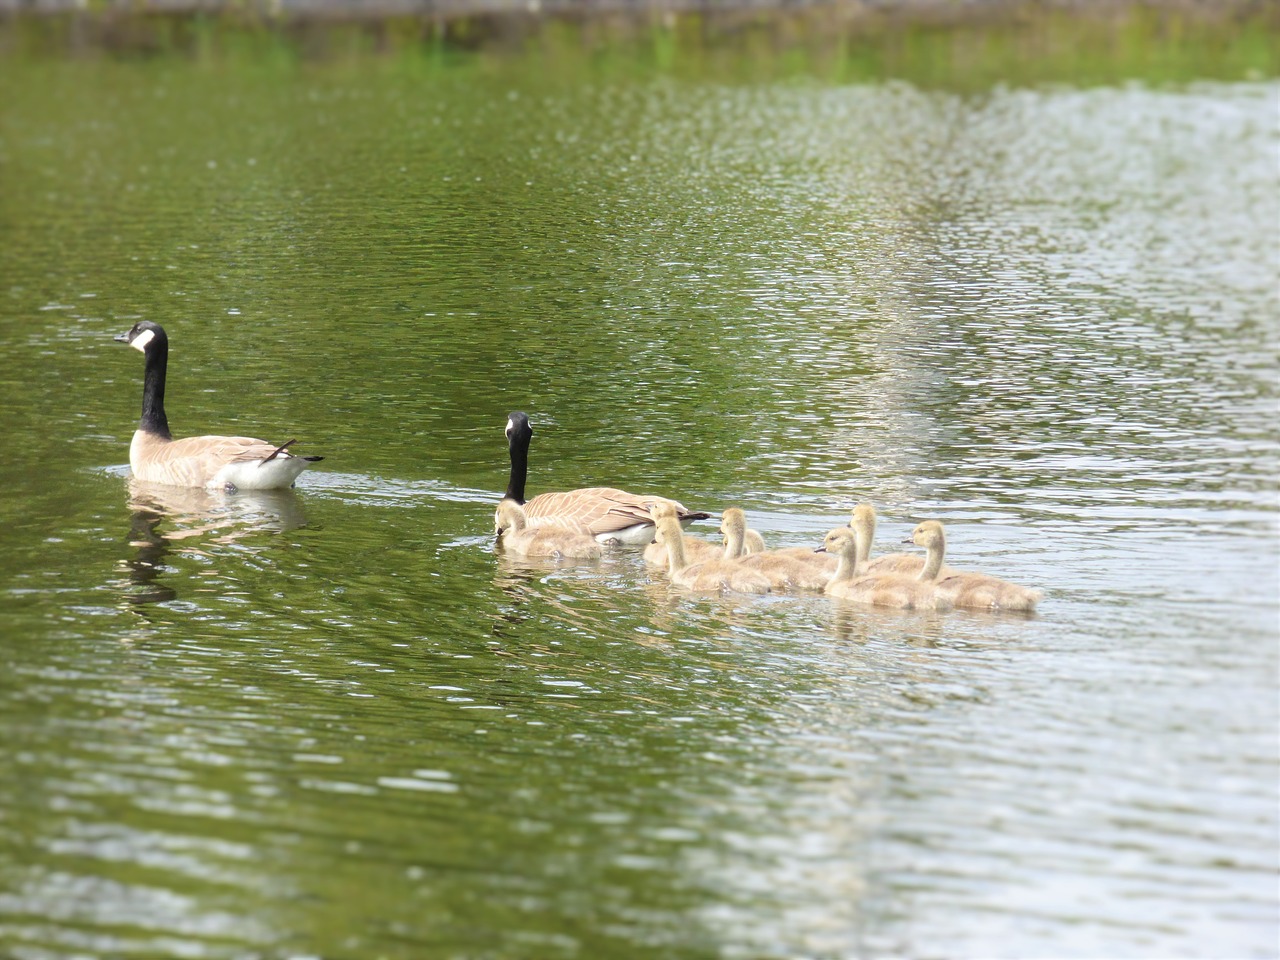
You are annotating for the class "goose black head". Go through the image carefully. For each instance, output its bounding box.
[506,411,532,444]
[114,320,167,354]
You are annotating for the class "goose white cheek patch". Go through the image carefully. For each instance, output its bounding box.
[130,329,155,353]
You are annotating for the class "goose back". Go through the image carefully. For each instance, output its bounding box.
[502,412,709,544]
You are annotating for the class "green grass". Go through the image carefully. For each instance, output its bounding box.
[1,3,1276,87]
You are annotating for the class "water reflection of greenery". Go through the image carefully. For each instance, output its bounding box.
[119,479,307,607]
[2,7,1273,87]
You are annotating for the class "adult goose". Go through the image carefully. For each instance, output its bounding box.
[115,321,323,490]
[499,411,709,546]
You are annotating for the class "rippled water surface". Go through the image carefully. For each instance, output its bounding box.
[0,42,1276,959]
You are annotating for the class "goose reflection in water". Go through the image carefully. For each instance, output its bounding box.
[119,478,308,606]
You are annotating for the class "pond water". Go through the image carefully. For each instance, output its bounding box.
[0,32,1277,959]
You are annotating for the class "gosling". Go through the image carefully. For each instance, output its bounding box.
[817,526,952,611]
[644,502,723,567]
[909,520,1041,613]
[495,500,603,560]
[654,514,771,594]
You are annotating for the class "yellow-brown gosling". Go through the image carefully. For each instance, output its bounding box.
[654,514,771,594]
[495,500,603,560]
[909,520,1042,613]
[818,526,952,611]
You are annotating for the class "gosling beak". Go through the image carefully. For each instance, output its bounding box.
[902,536,913,544]
[814,545,827,553]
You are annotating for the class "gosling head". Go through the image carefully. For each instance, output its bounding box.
[910,520,945,550]
[649,501,679,521]
[653,515,681,545]
[494,499,526,537]
[114,319,167,355]
[850,503,877,533]
[719,507,746,538]
[817,526,859,558]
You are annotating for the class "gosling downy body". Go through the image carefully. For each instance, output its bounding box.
[494,500,603,560]
[116,321,323,491]
[718,508,831,592]
[818,527,952,611]
[644,533,722,568]
[499,412,710,545]
[655,515,771,594]
[910,520,1042,613]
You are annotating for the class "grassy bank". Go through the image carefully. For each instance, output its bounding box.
[0,0,1275,84]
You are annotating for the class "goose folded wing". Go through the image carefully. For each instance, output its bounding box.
[523,486,688,536]
[141,435,281,486]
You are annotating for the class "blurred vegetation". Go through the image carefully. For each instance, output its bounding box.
[0,2,1275,85]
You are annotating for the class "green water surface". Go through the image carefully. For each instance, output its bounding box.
[1,21,1277,959]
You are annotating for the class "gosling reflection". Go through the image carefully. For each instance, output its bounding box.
[118,479,307,606]
[826,601,946,648]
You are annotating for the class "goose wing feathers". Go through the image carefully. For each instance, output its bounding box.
[523,487,698,538]
[131,434,295,487]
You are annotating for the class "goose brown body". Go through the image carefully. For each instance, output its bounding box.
[500,413,709,545]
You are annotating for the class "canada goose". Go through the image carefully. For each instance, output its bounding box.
[499,412,710,546]
[494,500,603,560]
[851,503,940,576]
[644,527,723,567]
[715,508,830,592]
[654,515,771,594]
[720,507,836,572]
[115,321,322,491]
[742,528,767,555]
[817,527,952,611]
[909,520,1042,613]
[717,508,767,559]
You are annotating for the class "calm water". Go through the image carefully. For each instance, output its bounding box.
[0,36,1277,959]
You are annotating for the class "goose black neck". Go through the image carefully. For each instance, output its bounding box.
[140,337,172,439]
[504,417,531,504]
